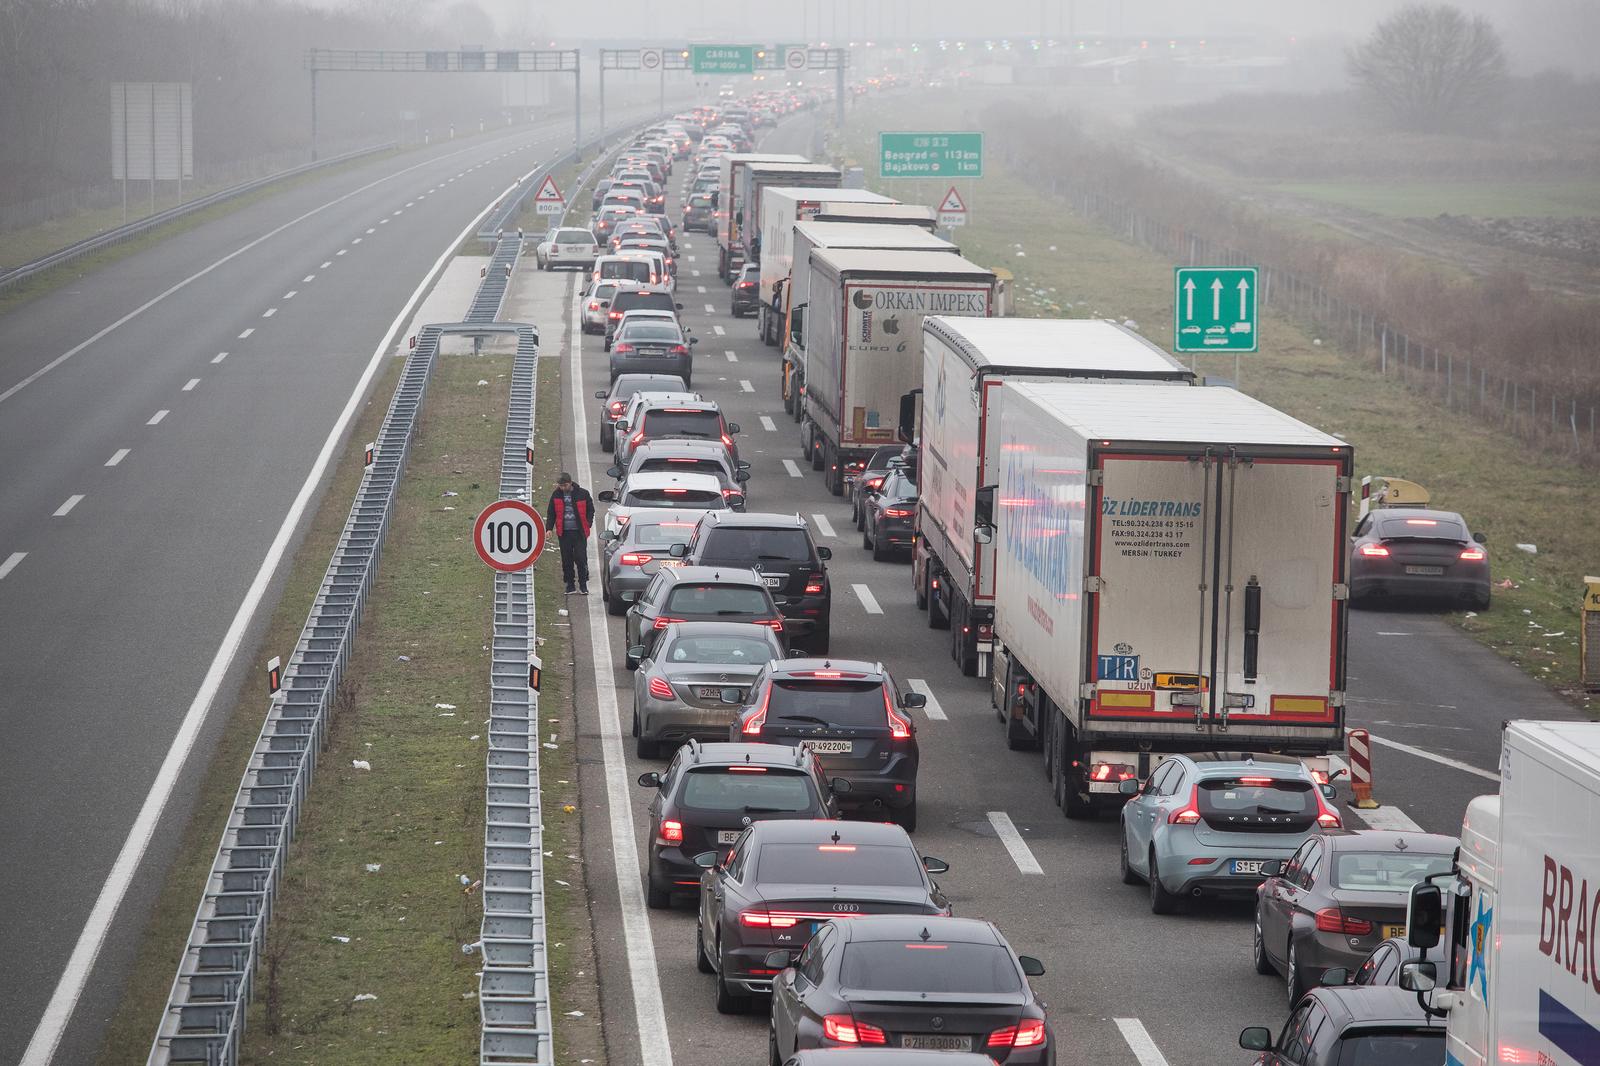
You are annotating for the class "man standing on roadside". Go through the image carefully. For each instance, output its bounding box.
[545,472,594,594]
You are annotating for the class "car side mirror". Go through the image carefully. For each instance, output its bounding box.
[600,300,611,309]
[1319,783,1337,801]
[1319,966,1349,987]
[901,691,927,709]
[720,686,743,705]
[787,649,808,658]
[1118,778,1140,795]
[1018,955,1046,977]
[1407,883,1444,949]
[1399,960,1437,992]
[830,777,852,794]
[599,529,618,543]
[689,337,700,345]
[606,465,623,479]
[1260,859,1284,877]
[594,389,609,399]
[625,646,644,671]
[1473,531,1487,542]
[973,524,994,545]
[725,423,740,434]
[1239,1027,1272,1052]
[734,470,750,483]
[615,420,630,433]
[764,949,792,971]
[816,546,832,561]
[675,302,685,310]
[736,460,751,469]
[692,851,719,870]
[921,855,950,875]
[668,543,687,558]
[597,489,618,503]
[636,771,662,788]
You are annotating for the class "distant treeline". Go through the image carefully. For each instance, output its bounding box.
[0,0,546,212]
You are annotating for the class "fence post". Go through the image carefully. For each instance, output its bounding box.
[1381,328,1388,374]
[1447,354,1453,408]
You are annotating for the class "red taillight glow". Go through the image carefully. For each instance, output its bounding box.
[756,618,784,632]
[884,687,912,739]
[865,477,884,491]
[658,819,683,844]
[1358,543,1390,557]
[726,765,767,773]
[1169,784,1201,825]
[652,616,685,630]
[989,1020,1047,1048]
[740,910,800,929]
[1460,548,1486,560]
[823,1015,886,1045]
[721,433,735,448]
[588,301,600,310]
[1238,776,1274,786]
[1404,518,1439,526]
[648,677,676,699]
[671,344,689,355]
[817,844,857,852]
[614,343,635,354]
[619,552,653,566]
[883,507,913,518]
[804,574,824,594]
[1316,789,1343,829]
[609,401,627,414]
[1315,907,1372,935]
[741,686,771,735]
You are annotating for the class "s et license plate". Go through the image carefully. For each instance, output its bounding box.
[902,1035,971,1051]
[716,830,741,844]
[1231,860,1266,875]
[1404,565,1445,575]
[801,740,853,755]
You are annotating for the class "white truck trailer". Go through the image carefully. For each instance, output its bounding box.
[756,187,897,346]
[715,153,807,280]
[726,160,840,283]
[982,382,1352,815]
[807,202,938,229]
[782,223,959,420]
[801,249,996,496]
[912,318,1195,678]
[1401,720,1600,1066]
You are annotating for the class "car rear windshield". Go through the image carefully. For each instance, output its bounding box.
[881,474,917,500]
[665,584,770,615]
[638,458,722,477]
[1197,777,1315,823]
[555,229,593,244]
[593,282,621,301]
[1377,516,1467,540]
[755,842,923,886]
[626,488,724,508]
[682,768,814,813]
[600,261,653,283]
[769,679,887,729]
[662,633,776,665]
[1334,1029,1444,1065]
[1332,852,1454,891]
[620,324,683,343]
[616,292,678,314]
[701,529,813,564]
[627,520,700,547]
[839,942,1021,994]
[642,410,722,438]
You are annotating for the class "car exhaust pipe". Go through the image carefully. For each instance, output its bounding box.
[1191,887,1205,898]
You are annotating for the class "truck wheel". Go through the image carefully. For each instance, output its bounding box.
[799,423,814,462]
[1005,715,1033,751]
[811,435,825,471]
[1040,713,1055,776]
[955,619,978,677]
[1063,784,1093,820]
[872,532,891,562]
[928,576,950,630]
[915,565,929,611]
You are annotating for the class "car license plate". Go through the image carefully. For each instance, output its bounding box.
[801,740,853,755]
[1231,860,1266,875]
[901,1035,971,1051]
[716,830,741,844]
[696,686,739,699]
[658,560,682,568]
[759,574,782,588]
[1384,924,1406,940]
[1404,565,1445,575]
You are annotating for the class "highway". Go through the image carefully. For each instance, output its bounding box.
[540,114,1585,1065]
[0,103,670,1066]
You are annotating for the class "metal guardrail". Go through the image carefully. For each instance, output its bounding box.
[0,142,394,295]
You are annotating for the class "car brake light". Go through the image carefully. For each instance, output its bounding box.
[1238,776,1274,786]
[1358,543,1390,557]
[823,1015,886,1045]
[1314,907,1372,935]
[671,344,689,355]
[742,686,771,735]
[588,301,600,310]
[740,910,801,929]
[609,401,627,414]
[658,819,683,844]
[726,766,767,773]
[865,477,884,491]
[756,618,784,632]
[1460,548,1485,560]
[883,687,912,739]
[648,677,676,700]
[804,574,824,594]
[989,1020,1047,1048]
[652,616,684,630]
[619,552,653,566]
[883,507,913,518]
[1316,789,1343,829]
[721,433,734,448]
[1168,784,1201,824]
[1310,768,1330,785]
[631,431,646,446]
[1404,518,1438,525]
[613,343,635,353]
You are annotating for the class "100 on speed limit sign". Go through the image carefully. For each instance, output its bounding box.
[473,499,546,572]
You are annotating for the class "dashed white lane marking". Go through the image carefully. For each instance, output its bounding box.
[1114,1018,1172,1066]
[713,326,725,336]
[283,290,297,299]
[392,209,403,216]
[703,303,715,313]
[406,201,415,207]
[811,514,836,538]
[1349,804,1424,833]
[302,274,315,283]
[53,495,84,517]
[852,583,883,615]
[687,255,696,261]
[105,449,130,467]
[696,285,707,293]
[782,459,803,478]
[379,218,389,224]
[725,350,738,362]
[365,228,375,234]
[760,416,777,432]
[0,552,26,580]
[986,812,1044,875]
[237,328,254,339]
[211,352,228,364]
[320,261,331,269]
[261,307,276,317]
[1377,631,1412,636]
[336,248,347,255]
[739,379,753,393]
[182,378,200,392]
[907,679,948,721]
[691,269,701,277]
[350,237,362,245]
[147,409,169,425]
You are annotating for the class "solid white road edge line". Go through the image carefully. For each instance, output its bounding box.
[906,679,947,721]
[985,811,1043,875]
[0,551,26,581]
[852,583,883,615]
[810,514,836,539]
[17,167,540,1066]
[1114,1018,1173,1066]
[1361,729,1500,782]
[566,282,676,1066]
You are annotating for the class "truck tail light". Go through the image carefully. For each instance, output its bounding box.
[1091,762,1137,782]
[658,819,683,844]
[1314,908,1372,935]
[648,677,676,700]
[1168,784,1201,824]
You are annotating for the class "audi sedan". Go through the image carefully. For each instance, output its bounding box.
[1349,507,1490,609]
[629,621,786,758]
[768,917,1051,1063]
[693,820,951,1015]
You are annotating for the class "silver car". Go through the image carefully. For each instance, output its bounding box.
[582,279,642,335]
[600,509,704,616]
[627,621,785,758]
[607,439,749,510]
[1117,752,1340,914]
[535,226,598,270]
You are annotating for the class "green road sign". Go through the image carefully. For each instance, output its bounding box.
[879,132,983,179]
[692,45,755,74]
[1174,267,1258,353]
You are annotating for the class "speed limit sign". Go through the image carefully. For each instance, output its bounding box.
[473,499,546,572]
[640,48,663,72]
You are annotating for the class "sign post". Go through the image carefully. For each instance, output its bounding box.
[691,45,755,75]
[878,132,983,179]
[936,186,967,228]
[473,500,547,572]
[532,173,566,217]
[1173,266,1258,387]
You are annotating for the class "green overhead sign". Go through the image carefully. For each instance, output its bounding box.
[1174,267,1258,353]
[692,45,755,74]
[878,132,984,179]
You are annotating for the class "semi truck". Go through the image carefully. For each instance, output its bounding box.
[1402,720,1600,1066]
[722,160,840,282]
[782,223,960,419]
[911,318,1195,678]
[756,187,897,346]
[806,202,938,229]
[980,382,1352,815]
[715,153,807,280]
[800,249,996,496]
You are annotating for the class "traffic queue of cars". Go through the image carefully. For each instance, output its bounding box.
[570,101,1479,1064]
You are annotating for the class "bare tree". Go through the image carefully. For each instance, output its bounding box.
[1347,4,1508,132]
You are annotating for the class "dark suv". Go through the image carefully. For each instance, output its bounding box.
[634,740,843,908]
[730,658,925,830]
[621,565,786,661]
[669,512,832,654]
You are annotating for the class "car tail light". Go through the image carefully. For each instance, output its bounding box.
[1314,907,1373,935]
[609,310,623,319]
[619,552,653,566]
[614,343,635,354]
[658,819,683,844]
[883,687,912,739]
[864,477,884,492]
[721,433,735,448]
[652,616,685,630]
[989,1020,1047,1048]
[631,431,646,446]
[1238,776,1274,785]
[1168,784,1201,824]
[741,686,771,735]
[1315,789,1342,829]
[804,574,824,594]
[1358,543,1390,557]
[1460,547,1486,561]
[823,1015,886,1045]
[588,301,600,310]
[844,460,865,474]
[883,507,913,518]
[740,909,801,929]
[756,618,784,632]
[737,280,755,288]
[648,677,676,700]
[671,344,689,355]
[609,401,627,414]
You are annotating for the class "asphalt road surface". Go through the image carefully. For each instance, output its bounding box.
[541,113,1585,1066]
[0,102,669,1066]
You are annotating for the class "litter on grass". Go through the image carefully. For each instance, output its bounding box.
[435,702,457,710]
[365,863,382,873]
[351,760,371,771]
[353,993,378,1002]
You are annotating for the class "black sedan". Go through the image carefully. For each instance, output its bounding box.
[693,819,950,1015]
[768,916,1051,1063]
[1240,985,1443,1065]
[732,263,761,317]
[1349,507,1490,609]
[863,470,917,561]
